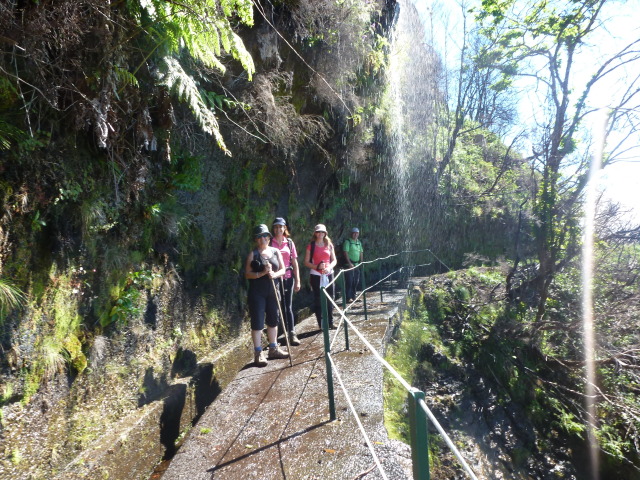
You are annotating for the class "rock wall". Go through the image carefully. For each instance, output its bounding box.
[0,1,399,478]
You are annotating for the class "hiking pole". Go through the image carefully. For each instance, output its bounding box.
[270,276,293,367]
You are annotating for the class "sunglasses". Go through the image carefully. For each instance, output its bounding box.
[256,233,270,239]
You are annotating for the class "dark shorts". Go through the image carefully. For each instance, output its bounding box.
[248,278,279,331]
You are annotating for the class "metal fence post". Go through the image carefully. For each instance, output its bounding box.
[339,272,350,350]
[408,388,430,480]
[379,262,383,302]
[321,286,336,420]
[361,264,368,322]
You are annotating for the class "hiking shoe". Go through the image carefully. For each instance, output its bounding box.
[268,345,290,359]
[289,332,301,346]
[254,350,267,367]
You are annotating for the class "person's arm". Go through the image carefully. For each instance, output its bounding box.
[244,252,267,280]
[270,249,286,279]
[343,243,353,267]
[292,258,301,291]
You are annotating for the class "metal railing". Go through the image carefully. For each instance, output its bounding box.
[317,250,478,480]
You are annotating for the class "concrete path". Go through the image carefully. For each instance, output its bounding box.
[158,285,414,480]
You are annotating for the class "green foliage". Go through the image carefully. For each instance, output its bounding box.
[114,66,139,89]
[399,265,640,475]
[1,383,13,405]
[137,0,254,72]
[30,210,46,232]
[133,0,255,154]
[159,57,229,154]
[0,277,26,319]
[384,304,442,442]
[202,90,251,112]
[101,270,160,328]
[171,153,203,192]
[10,448,22,465]
[53,182,83,205]
[0,78,24,150]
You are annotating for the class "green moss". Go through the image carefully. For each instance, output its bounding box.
[384,300,442,442]
[22,367,42,404]
[10,448,23,465]
[510,446,531,467]
[0,382,13,404]
[13,269,92,402]
[63,334,88,373]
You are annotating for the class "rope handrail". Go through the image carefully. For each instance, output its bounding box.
[320,264,479,479]
[328,247,450,289]
[329,262,433,351]
[327,353,389,480]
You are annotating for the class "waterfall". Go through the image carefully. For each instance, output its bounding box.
[386,0,441,265]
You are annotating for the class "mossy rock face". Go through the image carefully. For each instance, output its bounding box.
[63,335,87,374]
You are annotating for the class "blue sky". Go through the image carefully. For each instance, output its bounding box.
[409,0,640,222]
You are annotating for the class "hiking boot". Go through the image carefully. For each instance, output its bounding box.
[289,332,301,346]
[268,345,290,359]
[254,350,267,367]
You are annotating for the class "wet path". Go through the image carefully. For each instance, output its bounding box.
[158,286,413,480]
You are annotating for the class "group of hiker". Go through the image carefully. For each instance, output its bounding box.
[244,219,364,367]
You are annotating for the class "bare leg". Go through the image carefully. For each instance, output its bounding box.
[266,325,278,345]
[251,329,263,349]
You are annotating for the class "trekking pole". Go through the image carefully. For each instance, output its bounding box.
[270,276,293,367]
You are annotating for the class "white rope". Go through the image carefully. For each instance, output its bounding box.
[326,294,412,390]
[354,247,450,270]
[322,288,480,479]
[327,353,389,480]
[328,260,433,292]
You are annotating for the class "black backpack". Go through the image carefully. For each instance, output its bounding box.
[308,241,315,265]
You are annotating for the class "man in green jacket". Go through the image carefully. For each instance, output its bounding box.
[343,227,363,302]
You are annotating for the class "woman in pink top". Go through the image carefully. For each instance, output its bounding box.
[303,224,337,329]
[270,217,301,346]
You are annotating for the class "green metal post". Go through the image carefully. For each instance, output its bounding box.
[340,272,350,350]
[379,262,383,302]
[321,286,336,420]
[408,388,430,480]
[361,263,368,322]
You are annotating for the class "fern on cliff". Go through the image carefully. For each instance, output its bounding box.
[135,0,255,153]
[158,56,228,153]
[0,278,25,318]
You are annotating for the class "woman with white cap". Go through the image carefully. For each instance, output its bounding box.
[244,224,290,367]
[303,224,337,329]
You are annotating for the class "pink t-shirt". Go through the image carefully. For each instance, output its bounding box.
[306,242,333,276]
[271,237,297,279]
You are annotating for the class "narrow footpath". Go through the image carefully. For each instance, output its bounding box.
[158,285,414,480]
